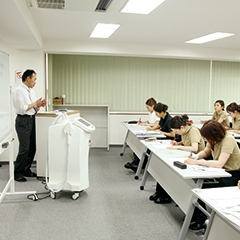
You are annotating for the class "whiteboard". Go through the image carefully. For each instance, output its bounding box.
[0,51,11,145]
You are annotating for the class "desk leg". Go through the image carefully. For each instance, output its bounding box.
[134,146,148,180]
[178,179,204,240]
[140,151,152,190]
[178,195,197,240]
[203,211,215,240]
[120,130,129,156]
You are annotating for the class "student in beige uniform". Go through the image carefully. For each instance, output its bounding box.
[226,102,240,134]
[167,115,205,153]
[201,100,230,127]
[149,114,205,205]
[185,120,240,232]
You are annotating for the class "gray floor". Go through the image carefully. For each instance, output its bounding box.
[0,146,202,240]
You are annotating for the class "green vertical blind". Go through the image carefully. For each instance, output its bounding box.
[211,61,240,111]
[49,54,239,112]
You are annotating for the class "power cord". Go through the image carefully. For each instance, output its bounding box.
[27,178,50,201]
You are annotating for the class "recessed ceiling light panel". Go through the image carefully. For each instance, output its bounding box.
[90,23,120,38]
[186,32,234,44]
[121,0,165,15]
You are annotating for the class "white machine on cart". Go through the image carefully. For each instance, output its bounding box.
[47,113,95,200]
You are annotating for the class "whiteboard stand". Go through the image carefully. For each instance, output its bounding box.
[0,136,36,204]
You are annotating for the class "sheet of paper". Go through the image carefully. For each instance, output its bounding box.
[203,187,240,200]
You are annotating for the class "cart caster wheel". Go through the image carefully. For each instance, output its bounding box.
[50,192,56,199]
[72,192,80,200]
[140,186,144,190]
[120,153,123,156]
[134,176,139,180]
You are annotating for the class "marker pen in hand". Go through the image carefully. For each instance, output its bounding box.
[173,136,176,145]
[190,150,193,157]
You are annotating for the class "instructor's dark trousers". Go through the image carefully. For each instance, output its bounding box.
[14,114,36,179]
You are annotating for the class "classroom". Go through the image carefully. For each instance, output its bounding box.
[1,1,240,240]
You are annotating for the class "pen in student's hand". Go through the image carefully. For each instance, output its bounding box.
[173,136,176,145]
[190,150,193,157]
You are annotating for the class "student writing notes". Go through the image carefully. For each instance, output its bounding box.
[226,102,240,134]
[146,102,175,138]
[201,100,229,127]
[185,120,240,232]
[124,97,159,172]
[138,97,159,126]
[167,115,205,153]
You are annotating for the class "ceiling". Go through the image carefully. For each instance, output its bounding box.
[1,0,240,55]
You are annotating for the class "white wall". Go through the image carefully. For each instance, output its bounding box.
[44,39,240,62]
[0,39,45,161]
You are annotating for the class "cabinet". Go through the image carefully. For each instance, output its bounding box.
[52,105,109,150]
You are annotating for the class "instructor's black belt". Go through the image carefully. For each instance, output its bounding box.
[17,114,35,118]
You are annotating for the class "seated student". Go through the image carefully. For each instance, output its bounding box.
[124,97,159,172]
[148,103,175,204]
[149,115,205,204]
[226,102,240,134]
[146,102,175,138]
[184,120,240,232]
[201,100,230,127]
[138,97,160,126]
[167,115,205,153]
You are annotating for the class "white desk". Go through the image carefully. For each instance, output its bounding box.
[191,187,240,240]
[139,140,231,240]
[120,122,166,179]
[194,123,240,139]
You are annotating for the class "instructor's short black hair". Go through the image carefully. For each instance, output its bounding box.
[22,69,36,82]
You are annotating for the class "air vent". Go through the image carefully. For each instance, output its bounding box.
[36,0,65,10]
[95,0,113,12]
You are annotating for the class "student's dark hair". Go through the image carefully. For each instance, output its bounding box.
[22,69,36,82]
[200,120,226,146]
[215,100,225,111]
[170,114,190,129]
[153,102,168,113]
[226,102,240,113]
[145,97,157,106]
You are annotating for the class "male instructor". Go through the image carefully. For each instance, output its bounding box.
[12,69,47,182]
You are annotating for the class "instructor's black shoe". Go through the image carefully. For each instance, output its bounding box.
[15,176,27,182]
[24,172,37,177]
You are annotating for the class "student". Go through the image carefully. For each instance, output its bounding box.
[146,102,175,138]
[184,120,240,232]
[138,97,159,126]
[124,97,159,172]
[201,100,229,127]
[226,102,240,134]
[167,115,205,153]
[148,103,175,204]
[149,115,205,204]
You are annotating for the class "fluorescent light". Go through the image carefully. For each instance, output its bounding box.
[186,32,234,44]
[90,23,120,38]
[121,0,165,15]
